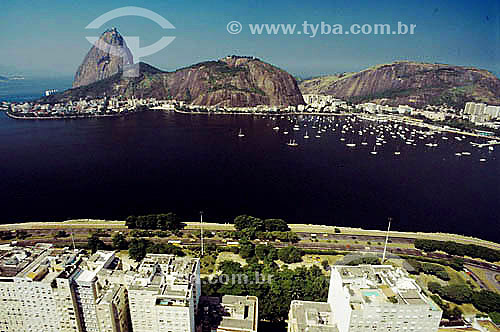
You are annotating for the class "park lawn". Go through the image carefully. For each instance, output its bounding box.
[200,254,218,275]
[216,252,247,269]
[274,254,344,272]
[458,303,482,317]
[417,272,445,288]
[445,266,467,286]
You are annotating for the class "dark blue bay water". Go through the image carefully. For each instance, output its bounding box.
[0,110,498,242]
[0,77,73,102]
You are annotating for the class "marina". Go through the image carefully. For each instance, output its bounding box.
[264,113,499,162]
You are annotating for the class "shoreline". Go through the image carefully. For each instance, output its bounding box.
[1,219,499,250]
[4,107,499,140]
[5,110,143,120]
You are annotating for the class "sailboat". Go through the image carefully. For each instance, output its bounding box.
[287,139,298,147]
[370,144,378,155]
[346,137,356,148]
[304,131,310,139]
[238,129,245,137]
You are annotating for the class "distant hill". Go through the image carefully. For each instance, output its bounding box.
[299,61,500,109]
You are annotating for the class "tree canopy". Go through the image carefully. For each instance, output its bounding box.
[125,213,185,231]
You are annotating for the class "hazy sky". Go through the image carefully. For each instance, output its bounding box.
[0,0,499,78]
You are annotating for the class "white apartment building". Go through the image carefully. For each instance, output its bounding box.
[127,254,200,332]
[96,284,129,332]
[73,251,117,332]
[0,244,84,332]
[464,102,500,123]
[328,265,442,332]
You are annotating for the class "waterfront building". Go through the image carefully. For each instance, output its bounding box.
[464,102,500,123]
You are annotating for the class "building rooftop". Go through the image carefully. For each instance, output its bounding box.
[199,296,258,332]
[0,244,50,277]
[289,300,338,332]
[332,265,439,310]
[0,244,84,284]
[129,254,199,304]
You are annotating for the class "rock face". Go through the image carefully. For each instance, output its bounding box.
[63,54,304,107]
[73,28,133,88]
[299,61,500,108]
[162,56,304,107]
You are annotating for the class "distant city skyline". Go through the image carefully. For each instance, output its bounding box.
[0,0,499,78]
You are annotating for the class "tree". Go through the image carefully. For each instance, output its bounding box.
[255,244,270,261]
[233,215,263,231]
[440,284,474,304]
[88,234,105,253]
[428,282,442,294]
[128,238,149,261]
[278,246,304,263]
[489,312,500,325]
[156,213,183,231]
[125,215,137,229]
[263,219,290,232]
[472,290,500,314]
[125,213,185,231]
[112,233,128,250]
[239,240,255,259]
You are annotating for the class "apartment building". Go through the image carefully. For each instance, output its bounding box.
[0,244,84,332]
[96,284,129,332]
[73,251,117,332]
[328,265,442,332]
[127,254,200,332]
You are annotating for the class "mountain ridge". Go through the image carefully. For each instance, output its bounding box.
[299,61,500,109]
[49,52,304,107]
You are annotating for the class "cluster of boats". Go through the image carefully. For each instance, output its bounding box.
[253,115,498,162]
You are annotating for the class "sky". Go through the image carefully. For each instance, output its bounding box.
[0,0,499,78]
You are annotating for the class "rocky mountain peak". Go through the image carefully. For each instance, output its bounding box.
[73,28,133,88]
